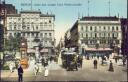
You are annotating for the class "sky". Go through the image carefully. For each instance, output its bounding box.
[4,0,127,45]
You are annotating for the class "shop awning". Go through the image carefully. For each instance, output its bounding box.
[27,48,35,53]
[40,49,49,53]
[85,48,112,52]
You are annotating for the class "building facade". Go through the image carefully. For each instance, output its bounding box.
[0,24,4,51]
[0,2,17,52]
[67,16,122,55]
[6,10,55,55]
[64,29,71,48]
[0,3,17,15]
[0,2,17,27]
[121,19,128,56]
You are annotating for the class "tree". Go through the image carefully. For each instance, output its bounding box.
[13,33,21,51]
[5,33,21,51]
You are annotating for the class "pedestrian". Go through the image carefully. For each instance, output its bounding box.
[87,55,89,60]
[79,56,83,68]
[108,60,114,72]
[34,63,39,76]
[9,63,14,73]
[105,56,107,61]
[115,57,117,63]
[123,57,126,66]
[41,58,44,66]
[97,55,99,60]
[92,55,93,59]
[93,59,98,69]
[77,56,80,67]
[44,67,49,77]
[101,56,104,65]
[107,55,110,60]
[18,64,23,82]
[44,58,48,67]
[50,57,53,62]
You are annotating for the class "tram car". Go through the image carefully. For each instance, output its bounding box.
[61,52,78,71]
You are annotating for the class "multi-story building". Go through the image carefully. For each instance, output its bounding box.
[121,19,128,56]
[0,2,17,27]
[0,3,17,15]
[0,24,4,51]
[64,29,71,48]
[67,16,122,55]
[0,2,17,52]
[6,10,55,55]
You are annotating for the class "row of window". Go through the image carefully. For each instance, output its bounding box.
[8,25,53,30]
[9,17,52,19]
[28,40,53,47]
[9,21,51,25]
[9,32,52,37]
[81,26,120,31]
[81,33,119,38]
[9,24,52,27]
[8,19,52,24]
[83,40,120,45]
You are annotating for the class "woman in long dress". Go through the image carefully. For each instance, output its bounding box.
[44,67,49,77]
[9,63,13,72]
[108,60,114,72]
[34,64,39,76]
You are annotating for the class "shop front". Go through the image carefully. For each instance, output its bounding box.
[85,48,113,57]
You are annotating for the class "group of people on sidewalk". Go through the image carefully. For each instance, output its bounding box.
[17,60,50,82]
[34,63,49,77]
[8,56,52,82]
[33,56,56,77]
[8,62,24,82]
[85,53,127,72]
[93,58,114,72]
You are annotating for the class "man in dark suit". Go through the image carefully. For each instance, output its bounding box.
[18,65,23,82]
[93,59,98,69]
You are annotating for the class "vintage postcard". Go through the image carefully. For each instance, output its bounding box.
[0,0,127,82]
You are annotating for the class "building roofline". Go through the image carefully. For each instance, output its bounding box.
[70,20,78,32]
[40,14,55,17]
[7,14,20,17]
[20,10,41,14]
[80,16,119,21]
